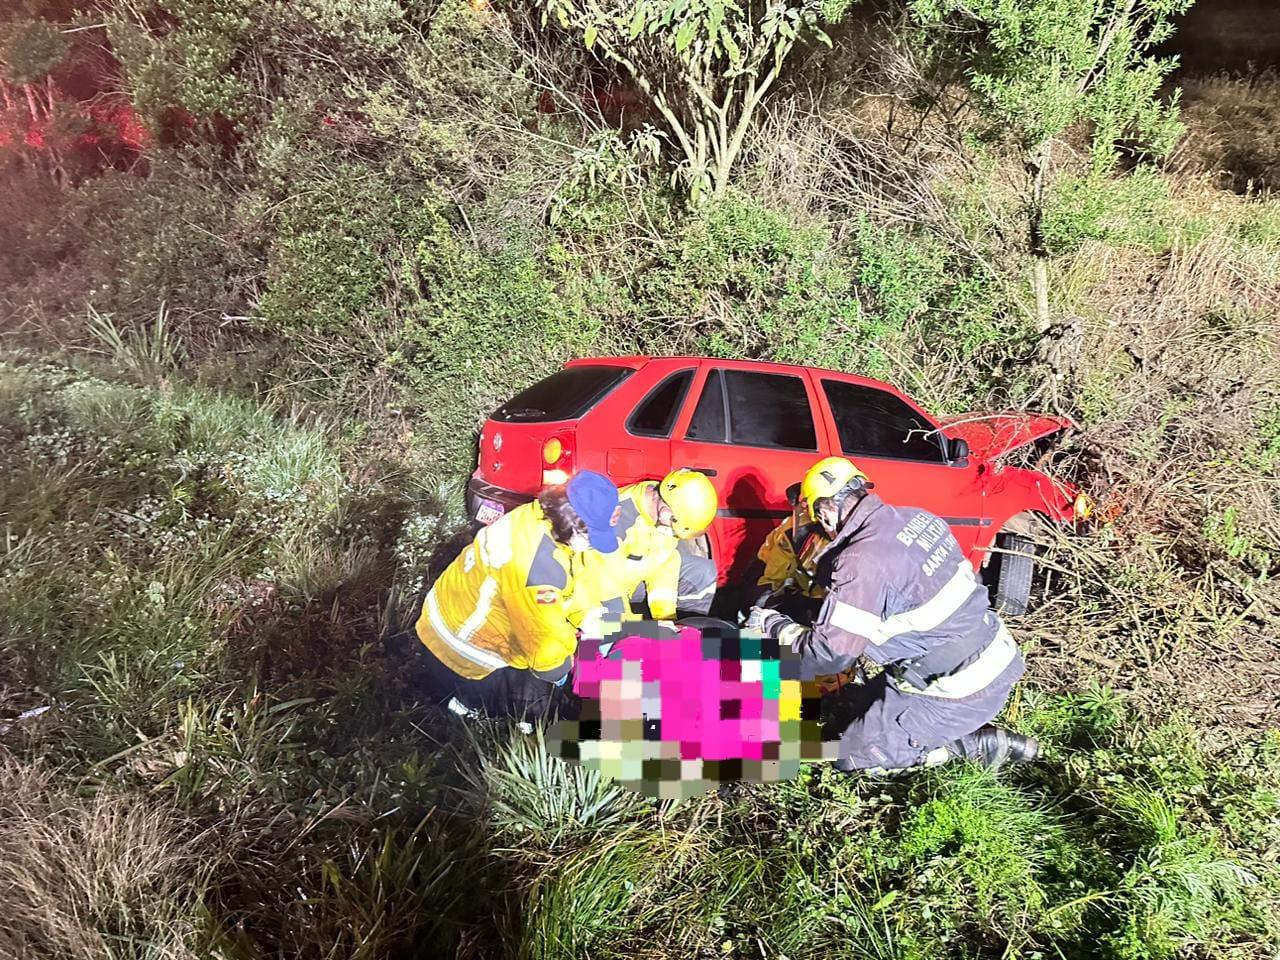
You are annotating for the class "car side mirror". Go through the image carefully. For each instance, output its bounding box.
[948,437,970,464]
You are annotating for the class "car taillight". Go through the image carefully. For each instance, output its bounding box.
[541,433,574,487]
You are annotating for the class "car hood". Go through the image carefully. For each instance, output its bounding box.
[940,413,1073,461]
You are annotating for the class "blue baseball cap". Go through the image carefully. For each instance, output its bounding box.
[566,470,621,553]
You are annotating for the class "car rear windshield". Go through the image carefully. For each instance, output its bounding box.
[491,366,634,423]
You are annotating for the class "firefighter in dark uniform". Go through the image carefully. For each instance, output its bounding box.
[747,457,1040,771]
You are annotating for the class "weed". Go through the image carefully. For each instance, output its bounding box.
[466,725,652,849]
[274,814,474,960]
[235,426,345,509]
[1104,787,1258,960]
[518,830,674,960]
[86,303,186,384]
[899,765,1074,939]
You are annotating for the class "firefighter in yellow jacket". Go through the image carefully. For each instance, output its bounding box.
[415,470,622,720]
[571,469,719,626]
[755,482,830,622]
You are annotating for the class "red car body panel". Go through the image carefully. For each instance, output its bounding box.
[939,413,1073,461]
[470,356,1083,587]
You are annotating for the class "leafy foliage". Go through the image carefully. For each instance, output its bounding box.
[2,0,1279,956]
[540,0,844,199]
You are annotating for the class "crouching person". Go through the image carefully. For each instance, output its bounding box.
[591,469,720,621]
[747,457,1039,772]
[754,481,830,624]
[415,471,621,722]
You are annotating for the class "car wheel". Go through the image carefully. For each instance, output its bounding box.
[985,532,1035,617]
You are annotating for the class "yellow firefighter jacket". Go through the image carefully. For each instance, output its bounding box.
[568,481,683,623]
[757,508,830,599]
[416,501,585,681]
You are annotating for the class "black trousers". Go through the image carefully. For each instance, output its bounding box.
[418,643,568,722]
[831,655,1024,771]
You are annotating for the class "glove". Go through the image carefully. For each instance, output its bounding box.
[745,605,795,640]
[814,662,867,695]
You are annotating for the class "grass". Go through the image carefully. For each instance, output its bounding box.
[467,723,653,849]
[2,295,1279,955]
[0,758,215,960]
[1,27,1279,956]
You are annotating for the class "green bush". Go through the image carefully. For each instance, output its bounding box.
[59,162,255,324]
[394,240,594,462]
[0,17,70,83]
[258,175,448,337]
[1042,167,1180,256]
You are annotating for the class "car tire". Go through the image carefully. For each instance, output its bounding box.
[986,532,1035,617]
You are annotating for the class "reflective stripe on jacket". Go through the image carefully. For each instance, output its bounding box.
[757,509,830,599]
[798,494,1015,695]
[415,501,581,680]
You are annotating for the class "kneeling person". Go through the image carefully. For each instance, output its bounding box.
[748,457,1039,771]
[593,469,719,621]
[415,471,620,720]
[755,481,830,624]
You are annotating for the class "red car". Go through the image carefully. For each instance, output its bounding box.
[467,356,1092,614]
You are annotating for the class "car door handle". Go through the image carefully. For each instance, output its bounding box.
[690,467,718,477]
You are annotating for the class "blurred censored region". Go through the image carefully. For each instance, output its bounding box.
[549,620,836,799]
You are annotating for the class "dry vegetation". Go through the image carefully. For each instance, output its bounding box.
[0,759,214,960]
[1176,69,1280,193]
[1,1,1279,957]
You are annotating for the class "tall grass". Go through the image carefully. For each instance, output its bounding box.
[0,759,214,960]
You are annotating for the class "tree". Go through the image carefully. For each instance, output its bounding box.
[538,0,848,202]
[906,0,1193,369]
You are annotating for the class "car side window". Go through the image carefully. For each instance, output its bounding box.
[822,379,946,462]
[723,370,818,451]
[627,369,695,438]
[685,369,727,442]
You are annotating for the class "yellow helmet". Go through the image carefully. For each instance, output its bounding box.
[657,469,718,539]
[800,456,869,521]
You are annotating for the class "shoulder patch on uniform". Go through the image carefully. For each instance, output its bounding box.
[526,534,569,590]
[533,587,561,605]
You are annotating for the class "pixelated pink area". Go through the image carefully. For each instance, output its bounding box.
[574,627,782,761]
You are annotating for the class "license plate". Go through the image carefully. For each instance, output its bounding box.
[475,498,505,525]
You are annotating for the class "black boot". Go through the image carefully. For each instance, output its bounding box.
[950,725,1040,769]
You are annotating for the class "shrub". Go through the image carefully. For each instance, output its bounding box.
[58,161,255,326]
[257,174,448,337]
[394,239,593,462]
[1042,167,1181,256]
